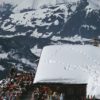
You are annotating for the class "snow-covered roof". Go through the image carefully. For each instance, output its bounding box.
[34,44,100,98]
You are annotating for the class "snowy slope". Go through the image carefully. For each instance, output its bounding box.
[34,45,100,99]
[13,0,35,12]
[0,0,80,12]
[87,0,100,9]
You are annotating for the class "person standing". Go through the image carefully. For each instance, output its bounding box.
[10,66,17,79]
[60,93,64,100]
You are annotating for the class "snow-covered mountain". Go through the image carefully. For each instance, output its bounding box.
[0,0,100,79]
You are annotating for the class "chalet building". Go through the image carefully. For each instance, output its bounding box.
[34,44,100,100]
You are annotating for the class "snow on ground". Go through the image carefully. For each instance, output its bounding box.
[51,35,91,42]
[21,58,37,69]
[10,12,35,27]
[42,32,52,38]
[84,0,100,15]
[31,45,42,57]
[13,0,34,12]
[34,44,100,99]
[10,9,51,27]
[1,20,16,32]
[32,0,56,9]
[17,65,24,72]
[30,28,52,39]
[87,0,100,10]
[30,29,42,38]
[82,25,97,31]
[9,4,71,28]
[0,32,26,38]
[0,3,77,39]
[0,65,5,71]
[0,53,8,59]
[3,26,16,32]
[86,0,100,14]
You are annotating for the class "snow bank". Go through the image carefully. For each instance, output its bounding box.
[87,0,100,10]
[34,44,100,99]
[0,53,8,59]
[21,58,37,68]
[31,45,42,57]
[0,65,5,71]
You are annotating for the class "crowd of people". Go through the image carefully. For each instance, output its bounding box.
[31,86,96,100]
[31,87,64,100]
[0,66,34,100]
